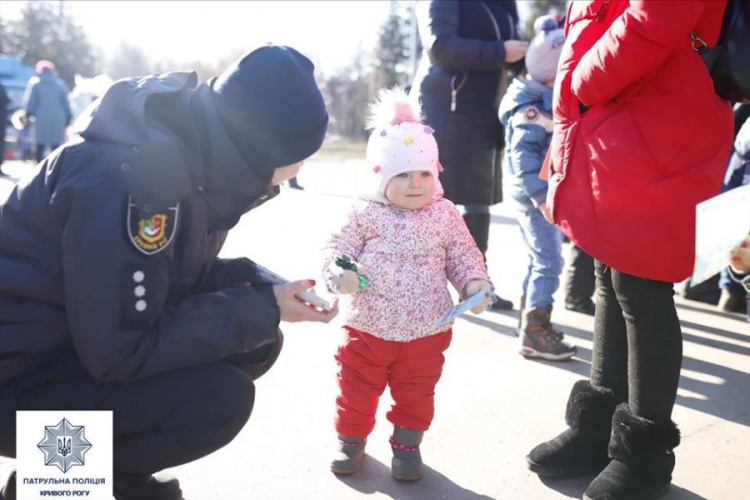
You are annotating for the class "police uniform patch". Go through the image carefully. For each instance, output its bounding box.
[127,196,179,255]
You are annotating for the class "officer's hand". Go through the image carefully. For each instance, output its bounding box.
[464,280,494,314]
[273,280,339,323]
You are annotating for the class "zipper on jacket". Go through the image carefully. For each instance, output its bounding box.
[596,0,610,22]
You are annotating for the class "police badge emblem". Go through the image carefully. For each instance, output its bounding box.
[37,418,92,473]
[127,196,179,255]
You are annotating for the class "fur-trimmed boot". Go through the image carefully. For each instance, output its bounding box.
[584,404,680,500]
[330,435,366,475]
[390,426,424,481]
[527,380,617,478]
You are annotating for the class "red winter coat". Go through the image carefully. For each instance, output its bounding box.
[547,0,733,282]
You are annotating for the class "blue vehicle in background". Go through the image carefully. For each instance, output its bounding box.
[0,55,35,162]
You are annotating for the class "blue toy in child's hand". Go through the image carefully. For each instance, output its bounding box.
[435,290,488,329]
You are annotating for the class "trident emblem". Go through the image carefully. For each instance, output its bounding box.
[57,436,72,457]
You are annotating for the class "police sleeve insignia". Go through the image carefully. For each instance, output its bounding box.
[127,196,179,255]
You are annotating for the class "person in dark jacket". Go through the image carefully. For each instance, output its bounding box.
[23,60,73,163]
[410,0,528,310]
[0,45,335,500]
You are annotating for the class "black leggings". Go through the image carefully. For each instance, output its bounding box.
[590,261,683,422]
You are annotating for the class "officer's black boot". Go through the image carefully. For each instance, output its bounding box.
[113,472,183,500]
[584,404,680,500]
[0,469,15,500]
[527,380,617,478]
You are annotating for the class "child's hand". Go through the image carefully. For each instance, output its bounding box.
[327,269,361,295]
[464,280,494,314]
[729,236,750,274]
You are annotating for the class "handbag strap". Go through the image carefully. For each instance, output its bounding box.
[450,1,508,112]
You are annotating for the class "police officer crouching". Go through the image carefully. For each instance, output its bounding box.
[0,44,336,500]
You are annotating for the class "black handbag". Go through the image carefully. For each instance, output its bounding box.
[692,0,750,103]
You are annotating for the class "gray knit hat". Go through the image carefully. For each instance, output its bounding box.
[525,16,565,83]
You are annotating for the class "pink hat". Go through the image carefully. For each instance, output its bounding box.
[35,60,55,74]
[365,88,440,202]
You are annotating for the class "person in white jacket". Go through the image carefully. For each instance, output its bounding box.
[322,88,494,481]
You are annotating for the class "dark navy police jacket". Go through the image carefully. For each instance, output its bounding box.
[0,72,282,384]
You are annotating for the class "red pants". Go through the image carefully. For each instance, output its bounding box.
[334,326,452,438]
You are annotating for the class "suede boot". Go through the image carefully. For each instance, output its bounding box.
[527,381,616,478]
[584,404,680,500]
[330,435,366,475]
[0,469,15,500]
[113,472,182,500]
[390,426,424,481]
[519,308,576,361]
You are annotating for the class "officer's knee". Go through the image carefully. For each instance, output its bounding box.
[200,364,255,442]
[226,329,284,381]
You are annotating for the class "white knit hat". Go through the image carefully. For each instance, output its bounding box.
[365,88,441,203]
[525,15,565,83]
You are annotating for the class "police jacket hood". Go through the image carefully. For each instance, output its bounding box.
[75,71,278,226]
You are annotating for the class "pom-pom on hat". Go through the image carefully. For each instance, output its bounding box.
[365,87,440,203]
[525,15,565,83]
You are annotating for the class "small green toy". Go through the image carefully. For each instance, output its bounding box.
[335,256,370,291]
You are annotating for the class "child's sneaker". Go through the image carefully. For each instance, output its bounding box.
[519,308,576,361]
[330,435,366,475]
[390,426,424,481]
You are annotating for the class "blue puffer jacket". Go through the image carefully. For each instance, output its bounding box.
[498,78,554,208]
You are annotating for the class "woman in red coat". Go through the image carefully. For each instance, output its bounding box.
[526,2,733,499]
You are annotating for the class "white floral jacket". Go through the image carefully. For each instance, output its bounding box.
[322,193,490,342]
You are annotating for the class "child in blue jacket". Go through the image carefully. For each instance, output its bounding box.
[499,16,575,361]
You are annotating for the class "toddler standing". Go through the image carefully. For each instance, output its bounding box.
[323,88,493,480]
[498,16,576,360]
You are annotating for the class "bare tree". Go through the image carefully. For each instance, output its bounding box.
[0,1,99,88]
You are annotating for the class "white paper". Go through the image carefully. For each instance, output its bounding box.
[435,290,486,329]
[692,184,750,285]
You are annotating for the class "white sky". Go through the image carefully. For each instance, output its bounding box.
[2,0,395,75]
